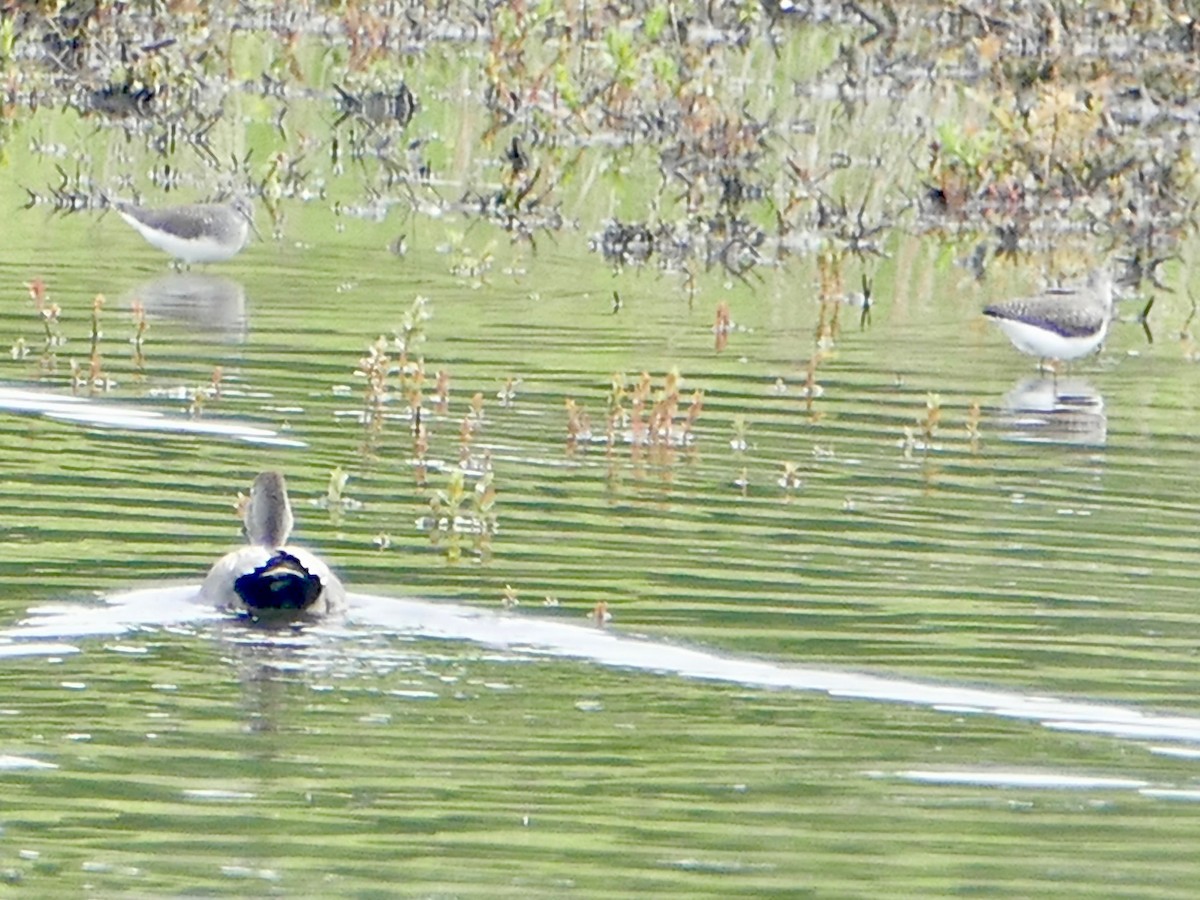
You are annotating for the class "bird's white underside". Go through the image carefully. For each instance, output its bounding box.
[118,210,246,264]
[992,317,1107,361]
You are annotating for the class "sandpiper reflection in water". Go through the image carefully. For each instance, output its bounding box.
[995,375,1107,446]
[128,273,247,342]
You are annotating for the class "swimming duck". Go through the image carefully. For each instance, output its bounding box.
[200,471,347,619]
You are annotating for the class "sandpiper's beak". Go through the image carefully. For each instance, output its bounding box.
[246,212,264,243]
[236,200,264,243]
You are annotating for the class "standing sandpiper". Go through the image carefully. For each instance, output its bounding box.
[983,268,1115,368]
[114,196,254,265]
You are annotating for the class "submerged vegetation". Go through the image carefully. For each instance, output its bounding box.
[566,368,703,455]
[4,1,1199,571]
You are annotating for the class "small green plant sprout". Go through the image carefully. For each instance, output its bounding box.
[650,372,678,443]
[474,468,497,521]
[778,461,802,490]
[470,461,499,558]
[129,299,148,369]
[356,335,391,436]
[434,369,450,413]
[90,354,114,393]
[469,390,485,423]
[502,584,519,610]
[24,278,47,310]
[734,466,750,493]
[458,413,474,466]
[800,355,824,408]
[447,233,496,284]
[183,367,222,416]
[68,358,85,393]
[606,372,628,446]
[683,266,699,306]
[424,468,466,560]
[919,393,942,445]
[590,601,612,627]
[326,467,349,506]
[497,375,519,407]
[900,393,942,458]
[392,295,431,360]
[713,301,733,351]
[626,373,649,446]
[314,466,362,516]
[609,370,704,450]
[421,462,498,561]
[412,408,430,461]
[187,384,206,418]
[652,369,701,448]
[431,468,467,521]
[90,293,104,349]
[681,389,703,442]
[966,400,982,444]
[260,152,286,236]
[816,250,845,348]
[24,278,61,372]
[565,398,593,448]
[460,391,486,461]
[83,295,113,395]
[403,356,426,418]
[232,488,249,522]
[730,415,748,451]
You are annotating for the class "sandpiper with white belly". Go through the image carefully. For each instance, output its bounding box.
[114,196,254,265]
[983,268,1115,368]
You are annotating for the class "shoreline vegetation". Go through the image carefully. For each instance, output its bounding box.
[3,2,1195,291]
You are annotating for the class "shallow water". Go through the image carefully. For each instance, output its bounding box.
[3,216,1199,895]
[4,9,1200,898]
[5,209,1200,896]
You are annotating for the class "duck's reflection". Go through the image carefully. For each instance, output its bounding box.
[995,375,1107,446]
[128,273,248,342]
[220,631,314,736]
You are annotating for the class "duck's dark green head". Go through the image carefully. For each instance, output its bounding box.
[233,551,323,613]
